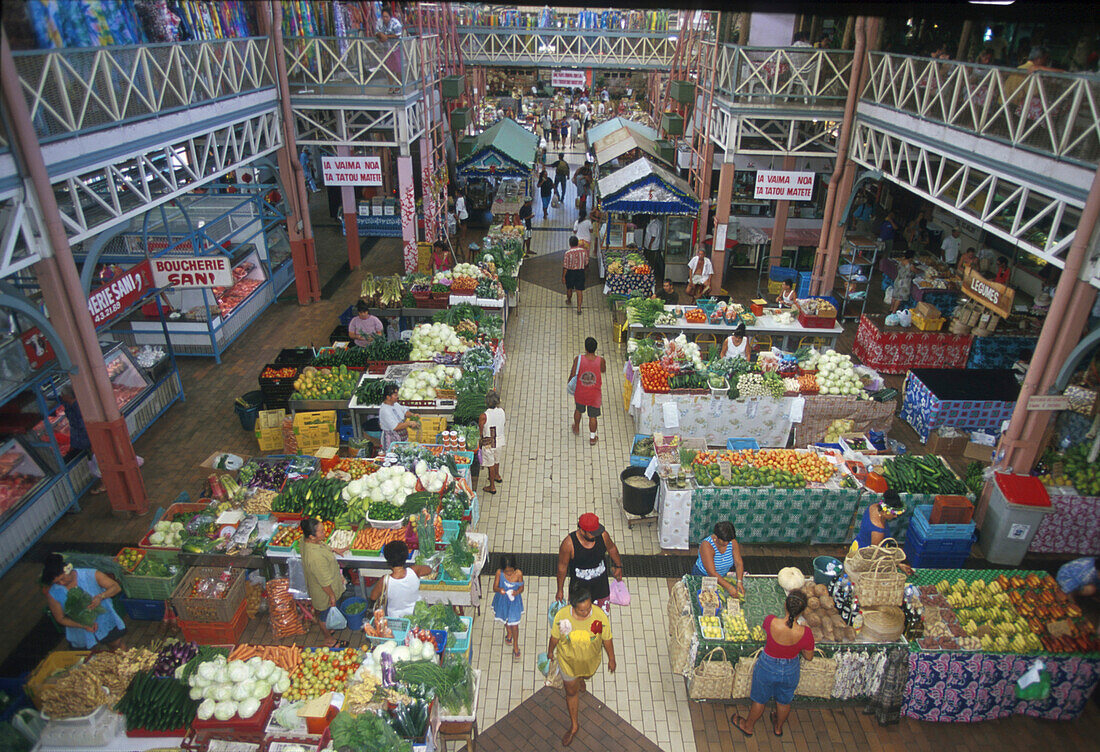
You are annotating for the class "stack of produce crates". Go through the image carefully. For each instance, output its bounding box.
[903,504,976,568]
[115,547,182,621]
[170,567,248,644]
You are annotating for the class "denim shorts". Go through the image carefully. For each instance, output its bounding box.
[750,652,801,705]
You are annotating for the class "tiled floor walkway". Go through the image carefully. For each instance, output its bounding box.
[2,144,1098,751]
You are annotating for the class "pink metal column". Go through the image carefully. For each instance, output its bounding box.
[769,154,797,269]
[398,156,419,273]
[337,146,361,270]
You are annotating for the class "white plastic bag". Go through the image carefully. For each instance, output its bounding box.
[883,286,894,305]
[325,606,348,631]
[897,309,912,327]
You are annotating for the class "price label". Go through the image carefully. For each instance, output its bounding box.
[718,460,732,480]
[701,576,718,592]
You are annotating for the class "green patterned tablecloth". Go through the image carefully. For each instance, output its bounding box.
[688,486,866,545]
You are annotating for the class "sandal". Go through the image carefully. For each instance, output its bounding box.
[590,436,598,445]
[328,639,349,649]
[483,486,497,494]
[504,634,512,645]
[562,729,577,747]
[770,710,783,737]
[513,648,521,661]
[729,714,753,737]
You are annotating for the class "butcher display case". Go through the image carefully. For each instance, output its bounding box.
[0,438,49,521]
[104,345,152,412]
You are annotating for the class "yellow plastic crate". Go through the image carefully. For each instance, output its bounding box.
[767,279,783,295]
[912,312,945,331]
[622,379,633,412]
[27,650,90,709]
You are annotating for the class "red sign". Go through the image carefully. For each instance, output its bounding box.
[20,327,56,370]
[87,260,154,328]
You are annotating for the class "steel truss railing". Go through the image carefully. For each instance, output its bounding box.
[291,103,423,148]
[283,36,433,90]
[711,103,841,157]
[713,45,854,106]
[0,195,45,281]
[458,28,677,69]
[11,37,272,141]
[864,52,1100,166]
[851,120,1081,269]
[52,109,282,243]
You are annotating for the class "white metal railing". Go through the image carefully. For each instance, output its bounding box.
[283,36,433,90]
[11,37,272,140]
[714,45,853,107]
[864,52,1100,166]
[459,28,677,69]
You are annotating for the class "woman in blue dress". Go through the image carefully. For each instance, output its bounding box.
[42,553,126,651]
[491,554,524,660]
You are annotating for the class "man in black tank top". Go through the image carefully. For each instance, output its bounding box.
[555,513,624,604]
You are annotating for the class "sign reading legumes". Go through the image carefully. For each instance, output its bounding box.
[551,70,587,89]
[150,256,234,289]
[754,170,815,201]
[321,155,383,186]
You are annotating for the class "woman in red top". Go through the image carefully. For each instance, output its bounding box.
[569,337,606,445]
[731,591,814,738]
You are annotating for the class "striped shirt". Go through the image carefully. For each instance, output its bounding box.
[692,536,736,577]
[563,246,588,270]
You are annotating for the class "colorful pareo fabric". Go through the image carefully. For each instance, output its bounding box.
[852,315,973,375]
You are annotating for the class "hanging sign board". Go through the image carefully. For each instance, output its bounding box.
[87,260,153,327]
[1026,395,1070,411]
[321,155,383,186]
[20,327,56,370]
[150,257,233,289]
[962,266,1015,319]
[551,70,587,89]
[754,171,815,200]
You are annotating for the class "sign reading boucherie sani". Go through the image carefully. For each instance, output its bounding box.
[87,260,153,327]
[150,256,233,289]
[321,155,383,186]
[754,171,815,200]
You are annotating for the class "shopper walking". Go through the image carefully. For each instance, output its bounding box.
[889,250,915,313]
[477,390,505,494]
[573,208,593,250]
[553,153,570,202]
[547,586,616,747]
[569,115,581,147]
[555,513,623,607]
[572,163,593,212]
[491,553,525,660]
[454,190,469,259]
[550,119,560,150]
[300,517,349,648]
[519,196,534,257]
[568,337,606,443]
[562,235,588,314]
[730,591,814,738]
[538,170,554,218]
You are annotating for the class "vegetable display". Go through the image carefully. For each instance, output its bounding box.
[285,648,362,701]
[329,711,411,752]
[186,655,291,721]
[398,365,460,401]
[117,671,198,732]
[273,476,348,522]
[343,465,417,525]
[354,379,397,406]
[38,648,157,719]
[152,641,199,678]
[881,454,967,495]
[410,323,468,360]
[394,653,474,714]
[408,602,463,632]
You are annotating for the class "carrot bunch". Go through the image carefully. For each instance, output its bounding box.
[229,643,302,671]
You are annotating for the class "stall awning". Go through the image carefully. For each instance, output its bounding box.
[592,128,661,167]
[597,158,700,216]
[586,117,660,148]
[457,118,538,178]
[757,226,823,247]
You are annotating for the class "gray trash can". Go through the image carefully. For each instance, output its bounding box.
[978,472,1054,566]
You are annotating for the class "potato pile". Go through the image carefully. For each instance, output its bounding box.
[796,582,857,643]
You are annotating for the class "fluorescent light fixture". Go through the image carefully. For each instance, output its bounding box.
[969,1,1016,5]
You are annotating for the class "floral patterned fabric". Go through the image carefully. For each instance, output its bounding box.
[903,651,1100,722]
[1028,490,1100,555]
[852,315,973,375]
[967,334,1040,370]
[899,371,1016,443]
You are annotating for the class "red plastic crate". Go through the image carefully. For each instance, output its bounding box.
[127,726,189,738]
[797,308,837,329]
[178,599,248,644]
[190,690,275,736]
[930,495,974,524]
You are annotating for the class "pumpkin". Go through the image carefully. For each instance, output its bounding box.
[777,567,806,592]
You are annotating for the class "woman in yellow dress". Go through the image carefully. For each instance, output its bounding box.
[547,586,616,747]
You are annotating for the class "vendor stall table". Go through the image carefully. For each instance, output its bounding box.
[657,477,863,550]
[794,394,897,445]
[630,381,798,447]
[629,312,843,350]
[880,257,962,305]
[852,314,973,374]
[900,368,1019,443]
[34,733,174,752]
[966,331,1040,370]
[1027,487,1100,555]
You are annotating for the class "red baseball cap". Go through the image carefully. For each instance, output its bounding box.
[578,513,603,534]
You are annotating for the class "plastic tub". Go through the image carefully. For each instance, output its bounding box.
[813,556,843,585]
[235,390,265,431]
[978,473,1054,566]
[339,597,369,631]
[620,466,657,517]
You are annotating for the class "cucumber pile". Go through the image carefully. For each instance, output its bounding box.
[881,454,967,495]
[117,670,198,732]
[273,476,348,522]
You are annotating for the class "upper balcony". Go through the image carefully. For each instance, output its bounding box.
[458,27,678,70]
[282,35,435,99]
[713,44,854,114]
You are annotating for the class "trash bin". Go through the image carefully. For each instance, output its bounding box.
[234,390,264,432]
[978,473,1053,566]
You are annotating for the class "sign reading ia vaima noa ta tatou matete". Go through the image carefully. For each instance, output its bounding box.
[150,256,233,289]
[321,155,383,186]
[754,170,815,200]
[551,70,587,89]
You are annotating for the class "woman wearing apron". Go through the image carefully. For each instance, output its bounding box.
[379,383,418,451]
[720,322,752,360]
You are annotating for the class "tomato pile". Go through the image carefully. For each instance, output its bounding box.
[262,366,298,379]
[633,264,651,275]
[716,449,835,483]
[684,308,707,323]
[335,458,378,479]
[286,647,363,701]
[692,450,719,465]
[639,361,669,393]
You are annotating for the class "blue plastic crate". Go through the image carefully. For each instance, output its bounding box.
[905,525,976,555]
[446,616,474,654]
[120,597,166,621]
[769,265,797,282]
[0,675,28,722]
[365,617,410,645]
[908,505,976,541]
[903,538,970,569]
[440,519,462,545]
[726,438,761,451]
[797,271,813,297]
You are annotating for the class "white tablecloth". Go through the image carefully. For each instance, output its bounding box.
[657,478,693,550]
[630,380,800,447]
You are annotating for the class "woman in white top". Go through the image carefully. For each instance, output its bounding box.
[379,383,418,451]
[720,322,752,360]
[573,209,593,249]
[370,541,434,619]
[478,390,506,494]
[455,193,469,260]
[685,247,714,301]
[777,279,797,308]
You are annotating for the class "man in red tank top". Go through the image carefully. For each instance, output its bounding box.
[569,337,606,445]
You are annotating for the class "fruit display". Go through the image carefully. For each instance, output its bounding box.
[291,366,359,401]
[116,547,145,572]
[269,523,305,548]
[719,449,837,484]
[684,308,707,324]
[333,458,378,479]
[1038,444,1100,494]
[722,610,750,640]
[881,454,967,495]
[261,366,298,379]
[795,581,858,643]
[286,648,363,701]
[699,615,724,640]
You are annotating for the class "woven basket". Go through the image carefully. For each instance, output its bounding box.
[844,538,905,587]
[667,581,691,636]
[689,648,734,700]
[731,648,762,699]
[853,559,907,607]
[860,606,905,642]
[795,650,837,698]
[667,613,696,676]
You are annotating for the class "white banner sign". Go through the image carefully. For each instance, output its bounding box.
[150,256,234,288]
[754,170,816,201]
[321,155,383,186]
[551,69,587,89]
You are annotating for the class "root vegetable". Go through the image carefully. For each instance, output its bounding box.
[808,596,821,610]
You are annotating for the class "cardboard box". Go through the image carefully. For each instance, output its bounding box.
[200,451,249,471]
[293,411,339,453]
[409,415,447,443]
[962,441,993,462]
[255,409,286,452]
[925,428,968,456]
[915,301,941,320]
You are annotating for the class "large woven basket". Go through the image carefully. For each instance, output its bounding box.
[667,613,696,676]
[731,648,762,699]
[860,606,905,642]
[689,648,733,700]
[844,538,905,587]
[795,650,837,698]
[853,558,907,607]
[667,581,691,637]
